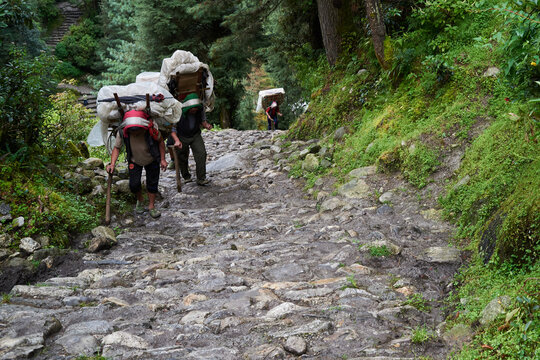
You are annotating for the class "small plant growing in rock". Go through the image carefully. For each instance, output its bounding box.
[341,275,358,290]
[403,293,431,312]
[79,301,97,307]
[411,325,433,344]
[369,245,391,257]
[293,220,304,228]
[1,294,11,304]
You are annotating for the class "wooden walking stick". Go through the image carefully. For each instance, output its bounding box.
[105,171,113,225]
[105,93,123,225]
[169,145,182,193]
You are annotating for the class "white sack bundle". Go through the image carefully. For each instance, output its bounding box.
[135,72,160,84]
[158,50,215,112]
[256,88,285,112]
[97,82,181,129]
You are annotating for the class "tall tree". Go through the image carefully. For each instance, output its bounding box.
[93,0,139,86]
[316,0,341,66]
[365,0,387,69]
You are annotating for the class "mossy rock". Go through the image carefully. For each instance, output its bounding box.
[377,147,401,172]
[479,199,539,264]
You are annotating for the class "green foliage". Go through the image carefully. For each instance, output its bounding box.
[341,275,358,290]
[411,325,433,344]
[0,170,98,247]
[449,258,539,359]
[55,61,85,79]
[410,0,473,32]
[495,0,540,99]
[235,90,258,130]
[368,245,391,257]
[403,293,431,312]
[36,0,60,29]
[90,0,139,87]
[1,293,11,304]
[440,107,539,262]
[0,48,57,153]
[75,355,107,360]
[400,143,440,188]
[290,44,329,96]
[0,0,46,61]
[41,87,96,152]
[55,18,102,73]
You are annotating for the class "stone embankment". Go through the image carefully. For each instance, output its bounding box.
[0,130,464,359]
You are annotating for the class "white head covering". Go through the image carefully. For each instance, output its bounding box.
[270,101,277,108]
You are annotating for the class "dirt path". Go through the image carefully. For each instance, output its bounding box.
[0,130,462,359]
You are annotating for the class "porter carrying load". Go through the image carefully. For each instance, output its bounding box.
[158,50,215,113]
[90,82,181,152]
[256,88,285,113]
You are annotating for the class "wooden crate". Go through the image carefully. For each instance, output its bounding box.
[174,68,205,101]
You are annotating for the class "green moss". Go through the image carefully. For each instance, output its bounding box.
[400,143,440,188]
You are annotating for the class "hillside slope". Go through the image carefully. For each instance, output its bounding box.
[286,1,539,358]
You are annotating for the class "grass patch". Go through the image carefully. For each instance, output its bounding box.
[403,293,432,313]
[411,325,433,344]
[368,245,391,257]
[1,294,11,304]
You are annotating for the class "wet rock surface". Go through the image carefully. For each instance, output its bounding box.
[1,130,461,359]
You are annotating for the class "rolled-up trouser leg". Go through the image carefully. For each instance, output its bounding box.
[191,133,207,181]
[128,162,143,194]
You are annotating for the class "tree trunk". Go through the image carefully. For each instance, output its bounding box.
[365,0,387,69]
[316,0,341,66]
[220,106,231,129]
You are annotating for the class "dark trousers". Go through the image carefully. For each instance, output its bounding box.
[174,132,207,181]
[129,161,160,194]
[267,115,277,130]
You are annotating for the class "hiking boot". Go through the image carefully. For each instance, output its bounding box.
[149,208,161,218]
[135,201,146,214]
[197,179,210,186]
[167,162,175,170]
[184,177,193,183]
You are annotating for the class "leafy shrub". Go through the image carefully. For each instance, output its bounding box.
[290,43,329,95]
[55,18,102,72]
[496,0,540,99]
[449,259,539,359]
[42,88,96,151]
[410,0,472,32]
[0,0,46,62]
[36,0,59,27]
[0,171,98,247]
[0,48,56,153]
[54,61,85,79]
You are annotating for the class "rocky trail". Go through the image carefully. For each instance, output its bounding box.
[0,130,463,359]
